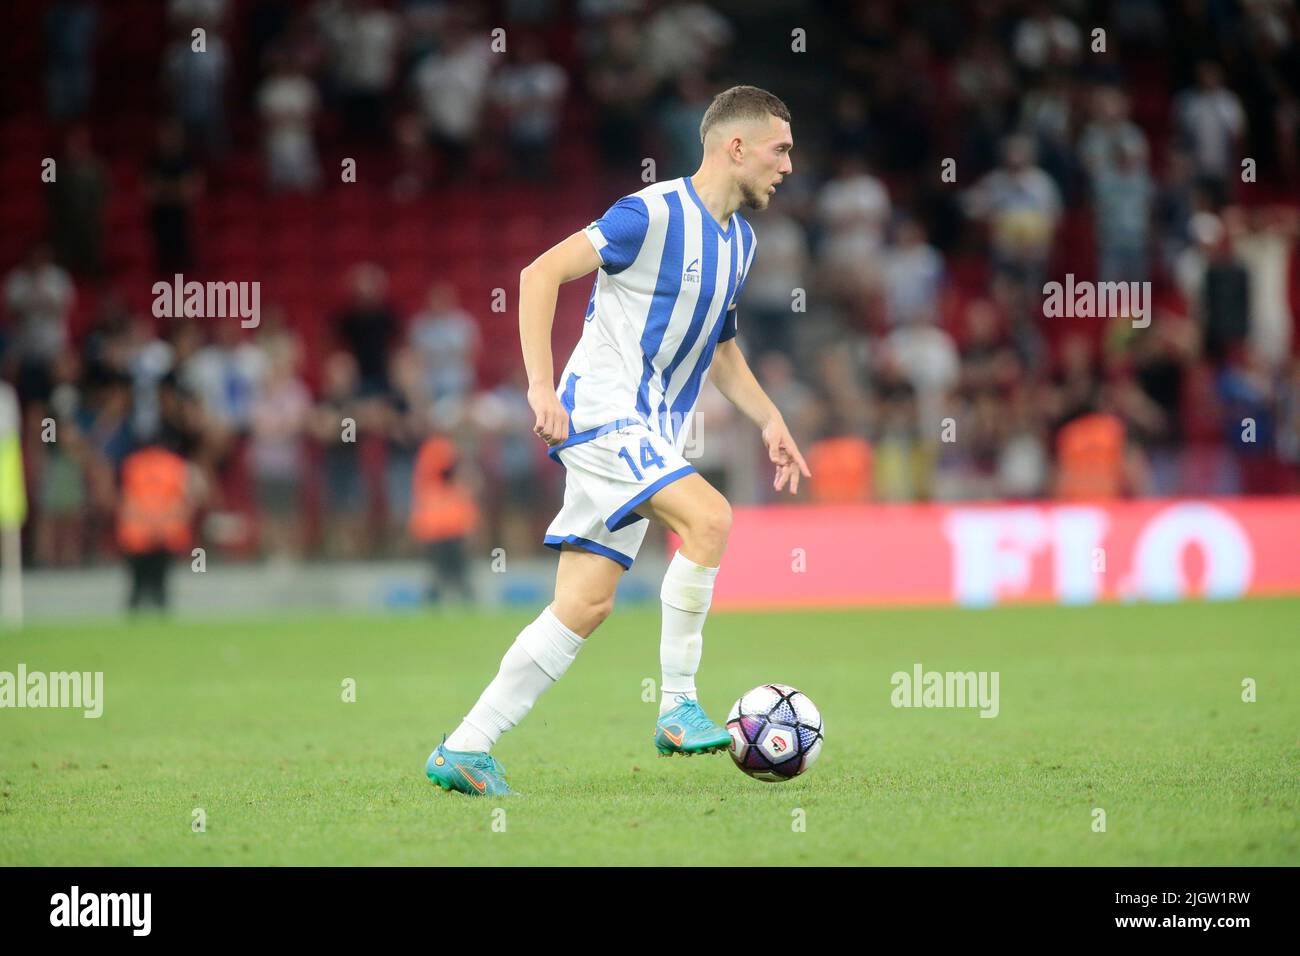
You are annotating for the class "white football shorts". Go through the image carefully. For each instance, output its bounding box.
[544,419,696,569]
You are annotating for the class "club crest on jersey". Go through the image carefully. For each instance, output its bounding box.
[683,258,700,284]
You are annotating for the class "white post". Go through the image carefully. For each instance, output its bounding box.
[1,524,19,629]
[0,381,24,630]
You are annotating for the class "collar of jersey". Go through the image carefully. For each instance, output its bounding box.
[683,176,735,241]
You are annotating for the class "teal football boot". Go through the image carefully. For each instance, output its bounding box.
[655,695,732,755]
[425,738,513,796]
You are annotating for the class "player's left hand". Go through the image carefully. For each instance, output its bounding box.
[761,418,812,495]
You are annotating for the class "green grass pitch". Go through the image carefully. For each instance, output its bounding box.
[1,597,1297,865]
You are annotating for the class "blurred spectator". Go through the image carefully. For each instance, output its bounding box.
[45,0,98,121]
[144,120,203,276]
[163,16,230,158]
[48,125,107,277]
[471,368,547,558]
[76,369,135,475]
[1079,86,1148,179]
[316,0,399,142]
[390,110,435,200]
[1172,60,1246,203]
[123,314,176,442]
[810,346,872,440]
[1217,350,1282,493]
[249,331,310,558]
[412,14,494,176]
[1278,358,1300,488]
[179,320,267,438]
[585,13,655,171]
[1130,312,1198,495]
[643,1,732,84]
[1019,70,1077,196]
[882,317,959,437]
[258,50,321,192]
[1197,215,1251,364]
[684,381,741,496]
[409,282,480,409]
[816,158,890,307]
[883,218,944,326]
[310,351,369,558]
[382,346,430,548]
[1012,2,1082,75]
[658,71,713,179]
[1155,148,1202,276]
[964,133,1062,363]
[755,352,818,466]
[1233,206,1297,372]
[744,209,810,359]
[1091,139,1154,283]
[872,375,931,502]
[4,244,74,402]
[169,0,229,25]
[964,133,1062,286]
[1053,334,1102,427]
[489,34,568,178]
[997,387,1049,499]
[953,33,1018,173]
[958,299,1021,394]
[31,353,90,566]
[334,263,399,396]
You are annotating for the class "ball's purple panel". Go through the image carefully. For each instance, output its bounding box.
[743,744,770,771]
[772,756,804,778]
[770,698,797,724]
[739,714,765,743]
[797,725,820,752]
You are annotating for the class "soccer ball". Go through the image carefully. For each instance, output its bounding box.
[726,684,823,782]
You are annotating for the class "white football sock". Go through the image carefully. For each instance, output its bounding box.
[445,607,584,752]
[659,550,719,715]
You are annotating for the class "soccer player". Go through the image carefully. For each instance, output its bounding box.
[427,86,809,796]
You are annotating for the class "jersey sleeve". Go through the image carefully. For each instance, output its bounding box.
[582,196,649,275]
[718,307,738,342]
[719,231,756,342]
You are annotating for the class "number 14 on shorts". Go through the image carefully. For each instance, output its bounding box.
[618,437,666,481]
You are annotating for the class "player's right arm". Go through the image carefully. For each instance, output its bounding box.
[519,231,602,446]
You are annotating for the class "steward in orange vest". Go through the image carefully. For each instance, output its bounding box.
[409,435,478,603]
[409,436,478,543]
[1054,412,1126,499]
[117,445,197,611]
[807,435,873,503]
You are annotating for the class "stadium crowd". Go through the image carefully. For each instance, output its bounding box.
[4,0,1300,579]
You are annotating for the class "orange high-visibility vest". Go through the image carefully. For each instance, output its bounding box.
[409,436,478,542]
[116,447,193,554]
[1055,412,1124,499]
[807,436,873,503]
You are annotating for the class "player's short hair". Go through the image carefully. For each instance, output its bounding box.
[699,85,791,144]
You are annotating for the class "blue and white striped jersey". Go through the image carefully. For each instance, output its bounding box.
[553,177,757,454]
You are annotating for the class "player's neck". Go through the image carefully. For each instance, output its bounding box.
[688,170,739,230]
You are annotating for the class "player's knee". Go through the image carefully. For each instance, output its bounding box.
[710,496,734,540]
[575,593,615,635]
[687,496,732,554]
[555,591,615,637]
